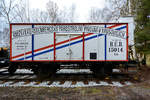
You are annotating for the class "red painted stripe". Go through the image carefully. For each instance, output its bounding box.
[10,23,128,26]
[54,32,56,61]
[12,33,93,59]
[107,24,123,29]
[34,45,52,52]
[11,60,128,62]
[12,51,32,59]
[82,32,85,61]
[11,24,122,59]
[10,24,12,61]
[126,23,128,61]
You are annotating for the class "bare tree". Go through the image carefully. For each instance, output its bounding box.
[89,7,102,22]
[57,7,68,23]
[2,28,9,46]
[14,0,49,23]
[39,11,49,23]
[58,4,76,23]
[46,0,59,23]
[108,0,127,21]
[120,0,138,16]
[0,0,19,47]
[105,0,138,21]
[30,9,49,23]
[13,1,26,22]
[89,6,116,23]
[0,0,18,24]
[102,0,125,22]
[89,0,132,23]
[69,4,76,23]
[13,0,31,23]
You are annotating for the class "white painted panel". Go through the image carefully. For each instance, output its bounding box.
[34,52,53,60]
[24,36,32,60]
[69,35,82,60]
[56,34,69,60]
[34,33,53,60]
[85,33,105,60]
[97,35,105,60]
[107,36,126,60]
[56,33,83,60]
[12,36,32,60]
[12,25,32,61]
[85,34,98,60]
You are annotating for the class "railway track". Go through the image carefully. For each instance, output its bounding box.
[0,67,138,87]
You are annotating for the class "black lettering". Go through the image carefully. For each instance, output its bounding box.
[110,42,113,47]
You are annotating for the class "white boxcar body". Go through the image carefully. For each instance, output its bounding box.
[10,23,128,62]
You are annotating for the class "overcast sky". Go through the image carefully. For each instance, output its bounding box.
[29,0,106,22]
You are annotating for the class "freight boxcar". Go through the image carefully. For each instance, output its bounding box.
[9,23,128,77]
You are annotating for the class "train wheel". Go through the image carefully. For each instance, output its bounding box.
[31,66,39,75]
[36,64,58,79]
[92,66,106,78]
[36,67,49,79]
[96,67,105,78]
[32,69,38,75]
[105,66,112,75]
[8,65,17,75]
[47,64,58,77]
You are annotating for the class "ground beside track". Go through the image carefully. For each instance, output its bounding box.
[0,82,150,100]
[0,66,150,100]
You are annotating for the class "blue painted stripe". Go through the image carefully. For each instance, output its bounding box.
[19,49,54,60]
[115,26,126,30]
[105,35,107,60]
[32,34,34,60]
[32,25,34,60]
[18,34,104,60]
[104,24,107,60]
[34,48,54,57]
[17,26,126,60]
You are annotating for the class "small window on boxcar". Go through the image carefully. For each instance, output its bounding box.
[90,53,97,59]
